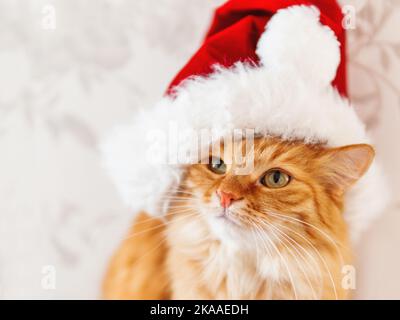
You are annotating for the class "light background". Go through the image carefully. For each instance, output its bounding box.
[0,0,399,299]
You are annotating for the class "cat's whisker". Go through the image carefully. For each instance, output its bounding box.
[265,220,327,298]
[234,215,265,265]
[248,222,275,299]
[160,196,194,201]
[122,211,179,229]
[173,190,198,196]
[163,191,197,197]
[166,204,197,209]
[160,198,196,205]
[280,234,324,299]
[169,196,195,200]
[124,210,199,240]
[251,222,299,300]
[164,203,197,207]
[257,219,318,300]
[253,224,299,300]
[250,232,268,299]
[266,211,347,267]
[249,227,261,271]
[132,231,170,263]
[262,212,341,299]
[273,221,338,299]
[124,205,196,229]
[262,219,324,299]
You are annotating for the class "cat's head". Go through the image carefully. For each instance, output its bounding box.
[174,137,374,248]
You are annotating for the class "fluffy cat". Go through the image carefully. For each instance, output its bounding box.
[103,137,374,299]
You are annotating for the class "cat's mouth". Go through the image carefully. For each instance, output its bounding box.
[215,209,241,227]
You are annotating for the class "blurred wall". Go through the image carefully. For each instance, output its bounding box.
[0,0,398,299]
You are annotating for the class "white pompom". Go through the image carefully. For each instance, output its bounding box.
[256,5,341,87]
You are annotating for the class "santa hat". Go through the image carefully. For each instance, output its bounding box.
[102,0,388,242]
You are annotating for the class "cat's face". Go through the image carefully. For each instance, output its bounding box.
[173,137,374,249]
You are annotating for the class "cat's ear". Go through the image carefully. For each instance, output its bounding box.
[319,144,375,194]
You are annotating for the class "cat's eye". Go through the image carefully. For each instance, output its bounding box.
[208,157,227,174]
[261,169,291,188]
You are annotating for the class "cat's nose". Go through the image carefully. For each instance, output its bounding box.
[216,190,241,208]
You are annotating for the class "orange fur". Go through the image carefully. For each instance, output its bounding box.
[102,212,170,299]
[103,138,374,299]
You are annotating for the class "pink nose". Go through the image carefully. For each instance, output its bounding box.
[217,190,239,208]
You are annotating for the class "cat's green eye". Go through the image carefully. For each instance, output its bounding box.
[208,157,227,174]
[261,169,291,188]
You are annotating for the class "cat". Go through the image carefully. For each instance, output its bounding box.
[102,136,374,299]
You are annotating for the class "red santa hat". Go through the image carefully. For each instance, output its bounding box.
[102,0,388,242]
[168,0,347,96]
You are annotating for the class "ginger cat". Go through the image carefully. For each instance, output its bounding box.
[103,137,374,299]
